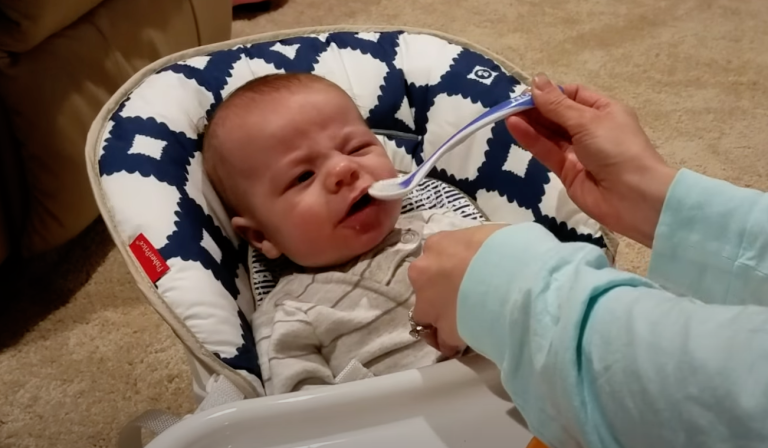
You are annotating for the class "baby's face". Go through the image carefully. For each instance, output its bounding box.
[223,83,402,267]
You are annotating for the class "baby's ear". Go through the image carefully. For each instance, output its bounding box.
[231,216,282,259]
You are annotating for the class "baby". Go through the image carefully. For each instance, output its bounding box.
[203,73,481,395]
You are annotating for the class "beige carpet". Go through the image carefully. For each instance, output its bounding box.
[2,0,768,446]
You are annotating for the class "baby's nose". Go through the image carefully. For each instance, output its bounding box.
[327,160,360,191]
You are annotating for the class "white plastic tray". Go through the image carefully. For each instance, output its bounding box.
[148,354,534,448]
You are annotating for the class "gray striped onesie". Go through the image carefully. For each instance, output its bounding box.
[253,209,481,395]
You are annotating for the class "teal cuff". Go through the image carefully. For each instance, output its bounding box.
[649,168,765,302]
[457,222,561,363]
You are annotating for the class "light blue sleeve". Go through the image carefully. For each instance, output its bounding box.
[457,222,768,448]
[648,168,768,306]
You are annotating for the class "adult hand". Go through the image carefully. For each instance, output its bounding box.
[409,224,508,357]
[507,74,678,247]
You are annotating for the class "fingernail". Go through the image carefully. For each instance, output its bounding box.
[533,72,555,91]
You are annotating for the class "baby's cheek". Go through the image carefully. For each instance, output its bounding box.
[384,199,403,226]
[283,204,343,266]
[289,200,334,235]
[370,153,398,179]
[278,209,326,259]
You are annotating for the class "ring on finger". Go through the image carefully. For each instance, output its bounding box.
[408,308,435,340]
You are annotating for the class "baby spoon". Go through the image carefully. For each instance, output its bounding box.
[368,91,536,201]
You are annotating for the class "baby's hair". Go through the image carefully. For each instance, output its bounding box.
[202,72,338,217]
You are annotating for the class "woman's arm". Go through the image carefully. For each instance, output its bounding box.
[458,223,768,448]
[649,169,768,307]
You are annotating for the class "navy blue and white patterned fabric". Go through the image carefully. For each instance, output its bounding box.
[96,30,607,392]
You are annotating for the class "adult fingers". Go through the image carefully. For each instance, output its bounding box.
[514,108,573,142]
[419,328,461,358]
[420,230,448,255]
[407,254,430,294]
[436,331,463,358]
[506,115,566,177]
[530,74,594,134]
[420,329,440,352]
[408,257,438,325]
[560,83,613,110]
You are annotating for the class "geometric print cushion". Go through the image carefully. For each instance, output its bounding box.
[92,27,609,394]
[249,177,488,309]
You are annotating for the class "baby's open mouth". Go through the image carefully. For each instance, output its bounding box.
[346,193,374,217]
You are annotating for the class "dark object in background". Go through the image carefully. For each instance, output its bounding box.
[234,0,288,20]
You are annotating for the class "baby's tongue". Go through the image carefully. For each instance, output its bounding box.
[343,195,380,232]
[348,193,372,216]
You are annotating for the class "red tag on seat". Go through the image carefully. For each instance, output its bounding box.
[129,233,170,284]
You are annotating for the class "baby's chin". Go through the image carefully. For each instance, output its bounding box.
[289,205,401,268]
[286,242,379,269]
[296,226,396,268]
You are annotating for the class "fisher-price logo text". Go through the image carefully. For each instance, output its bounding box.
[129,233,170,284]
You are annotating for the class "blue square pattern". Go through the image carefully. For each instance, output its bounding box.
[97,31,606,386]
